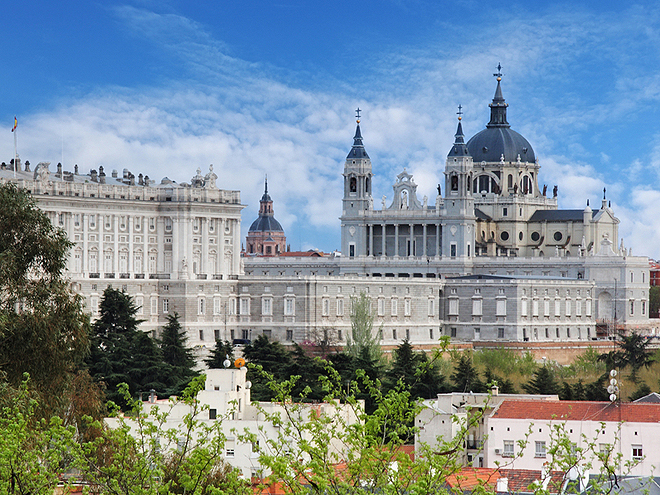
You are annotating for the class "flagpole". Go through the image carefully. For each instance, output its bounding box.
[13,124,17,179]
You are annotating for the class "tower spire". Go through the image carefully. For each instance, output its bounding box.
[347,108,369,159]
[487,63,510,128]
[449,105,470,156]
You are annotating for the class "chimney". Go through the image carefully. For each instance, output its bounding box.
[496,477,508,492]
[90,169,98,182]
[149,389,157,403]
[491,384,499,396]
[112,169,118,178]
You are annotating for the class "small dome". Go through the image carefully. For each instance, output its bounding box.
[249,216,284,233]
[466,127,535,163]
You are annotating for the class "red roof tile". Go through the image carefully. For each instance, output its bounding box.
[491,399,660,423]
[446,468,564,493]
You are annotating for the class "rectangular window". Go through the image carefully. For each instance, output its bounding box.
[503,440,514,457]
[630,300,635,316]
[393,329,397,340]
[336,298,344,316]
[450,327,457,338]
[430,328,434,340]
[284,298,294,316]
[228,298,236,315]
[262,297,272,316]
[225,439,235,457]
[162,299,169,313]
[240,298,249,315]
[286,329,293,341]
[535,441,546,458]
[199,329,204,341]
[496,298,506,316]
[632,445,643,460]
[391,298,398,316]
[544,298,550,316]
[322,298,329,316]
[198,298,205,315]
[576,299,582,316]
[151,297,157,315]
[135,296,143,315]
[377,298,385,316]
[565,299,571,316]
[449,299,459,316]
[497,327,505,339]
[555,299,561,317]
[428,299,435,316]
[521,298,528,316]
[214,297,221,315]
[532,299,539,317]
[209,409,217,420]
[214,329,220,341]
[404,299,411,316]
[472,298,483,316]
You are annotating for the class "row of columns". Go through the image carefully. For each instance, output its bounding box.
[61,211,241,279]
[366,223,441,257]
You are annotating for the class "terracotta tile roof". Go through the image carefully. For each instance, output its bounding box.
[445,468,564,493]
[491,399,660,423]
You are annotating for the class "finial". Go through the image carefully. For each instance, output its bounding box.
[355,107,361,124]
[265,174,268,194]
[493,63,503,82]
[603,187,606,200]
[457,104,463,121]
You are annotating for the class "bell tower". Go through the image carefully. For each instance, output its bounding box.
[340,109,373,258]
[442,106,475,259]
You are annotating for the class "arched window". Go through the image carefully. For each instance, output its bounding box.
[508,174,513,189]
[451,175,458,191]
[365,177,370,194]
[349,177,357,193]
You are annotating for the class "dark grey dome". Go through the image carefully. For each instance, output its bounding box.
[466,77,536,163]
[249,216,284,232]
[467,127,535,163]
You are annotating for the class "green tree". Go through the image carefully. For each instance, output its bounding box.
[617,332,654,381]
[160,312,198,395]
[650,286,660,318]
[242,334,294,400]
[629,382,652,401]
[483,368,517,394]
[87,287,163,405]
[204,339,235,369]
[523,365,560,395]
[346,292,382,363]
[386,339,447,399]
[0,183,90,413]
[450,352,485,393]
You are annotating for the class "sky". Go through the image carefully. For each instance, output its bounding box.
[3,1,660,258]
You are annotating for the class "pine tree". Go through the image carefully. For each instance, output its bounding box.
[386,340,446,399]
[205,339,235,369]
[242,335,294,400]
[87,287,156,406]
[159,312,198,395]
[523,365,560,395]
[450,353,485,393]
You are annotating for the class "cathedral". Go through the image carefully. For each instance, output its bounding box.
[0,69,652,357]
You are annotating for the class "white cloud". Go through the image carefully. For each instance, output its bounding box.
[5,3,660,257]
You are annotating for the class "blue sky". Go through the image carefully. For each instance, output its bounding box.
[3,1,660,258]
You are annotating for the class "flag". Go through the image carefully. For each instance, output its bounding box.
[11,116,17,132]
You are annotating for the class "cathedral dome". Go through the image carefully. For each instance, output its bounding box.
[466,70,536,164]
[467,127,535,163]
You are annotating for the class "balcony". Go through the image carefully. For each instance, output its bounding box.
[89,273,100,279]
[149,273,171,280]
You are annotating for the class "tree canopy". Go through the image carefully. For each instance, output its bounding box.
[0,183,90,413]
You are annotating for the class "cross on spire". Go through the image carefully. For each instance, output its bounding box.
[355,107,361,123]
[457,104,463,120]
[493,63,503,80]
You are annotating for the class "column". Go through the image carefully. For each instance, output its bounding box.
[157,217,165,272]
[381,224,386,257]
[219,218,225,277]
[143,217,149,278]
[83,214,89,274]
[394,224,399,257]
[172,216,180,278]
[409,223,414,257]
[113,215,119,274]
[98,215,104,275]
[368,224,374,257]
[436,224,441,258]
[423,224,427,257]
[233,218,241,274]
[128,216,134,274]
[201,217,208,275]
